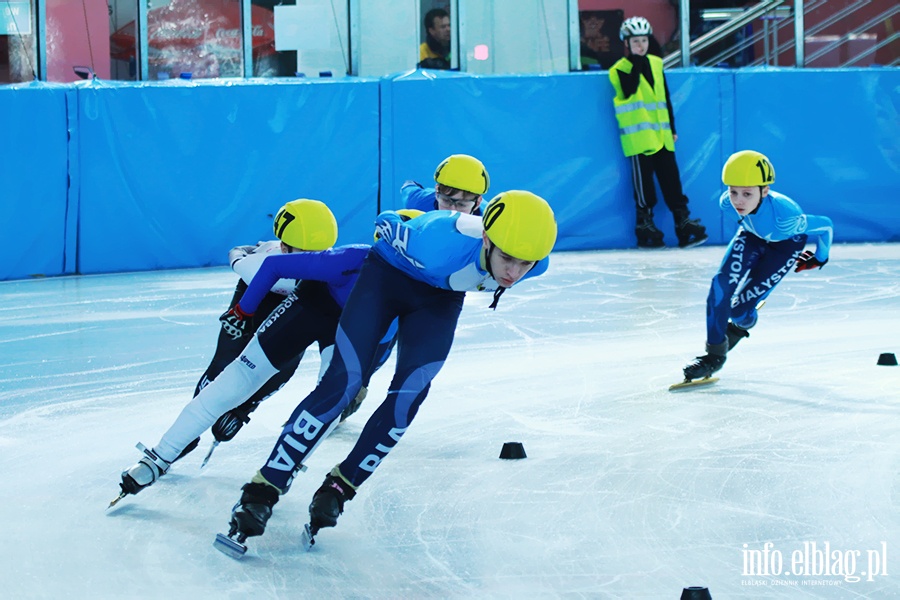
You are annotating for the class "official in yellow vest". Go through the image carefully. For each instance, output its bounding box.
[608,16,707,249]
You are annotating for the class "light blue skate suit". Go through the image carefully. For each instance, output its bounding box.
[257,209,549,492]
[373,209,548,291]
[706,189,833,346]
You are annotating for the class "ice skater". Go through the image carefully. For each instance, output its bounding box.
[215,190,558,556]
[180,200,318,463]
[112,200,396,506]
[402,153,489,216]
[679,150,834,384]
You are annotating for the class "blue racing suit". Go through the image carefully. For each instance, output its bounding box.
[706,190,833,346]
[258,211,548,491]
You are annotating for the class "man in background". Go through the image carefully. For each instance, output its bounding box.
[418,8,451,69]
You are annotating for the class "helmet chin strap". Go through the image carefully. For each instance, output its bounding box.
[483,242,507,311]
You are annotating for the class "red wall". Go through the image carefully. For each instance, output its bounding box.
[579,0,678,46]
[47,0,110,81]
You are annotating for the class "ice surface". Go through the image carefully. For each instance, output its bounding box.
[1,245,898,599]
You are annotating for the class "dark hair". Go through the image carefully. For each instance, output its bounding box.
[424,8,449,31]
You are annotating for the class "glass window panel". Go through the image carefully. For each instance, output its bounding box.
[252,0,291,77]
[461,0,569,75]
[109,0,140,80]
[257,0,348,78]
[43,0,110,81]
[417,0,451,70]
[1,0,36,83]
[140,0,254,80]
[356,0,416,77]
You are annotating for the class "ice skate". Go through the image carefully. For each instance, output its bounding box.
[635,210,665,248]
[675,215,708,248]
[108,443,171,508]
[213,482,280,559]
[682,353,726,382]
[302,472,356,549]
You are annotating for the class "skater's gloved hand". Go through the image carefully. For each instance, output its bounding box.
[401,180,424,189]
[794,250,828,272]
[219,304,254,340]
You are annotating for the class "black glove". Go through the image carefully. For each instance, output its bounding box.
[794,250,828,272]
[219,304,253,340]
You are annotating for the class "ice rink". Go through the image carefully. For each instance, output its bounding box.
[1,243,898,599]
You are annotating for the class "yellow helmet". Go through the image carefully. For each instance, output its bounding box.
[273,199,338,251]
[482,191,557,261]
[434,154,490,195]
[722,150,775,187]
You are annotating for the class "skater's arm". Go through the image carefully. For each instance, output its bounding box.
[803,214,834,263]
[238,248,369,314]
[230,241,296,295]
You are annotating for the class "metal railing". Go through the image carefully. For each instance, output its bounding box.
[666,0,897,69]
[664,0,787,68]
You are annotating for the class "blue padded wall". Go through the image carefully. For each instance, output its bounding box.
[0,84,70,279]
[1,67,898,282]
[382,69,741,250]
[734,68,900,243]
[75,79,380,274]
[381,70,634,251]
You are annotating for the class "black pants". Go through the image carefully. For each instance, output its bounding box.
[194,280,301,407]
[630,147,689,216]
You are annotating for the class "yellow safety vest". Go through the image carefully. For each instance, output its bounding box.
[609,55,675,157]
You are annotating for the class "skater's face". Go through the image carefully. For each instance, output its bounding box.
[483,234,537,288]
[280,242,298,254]
[628,36,649,56]
[728,185,768,215]
[436,185,481,214]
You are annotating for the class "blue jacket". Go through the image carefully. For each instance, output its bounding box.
[372,210,548,291]
[237,245,370,314]
[719,190,833,262]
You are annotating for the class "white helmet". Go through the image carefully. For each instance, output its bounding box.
[619,16,653,41]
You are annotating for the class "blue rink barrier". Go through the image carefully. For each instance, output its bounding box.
[0,67,897,280]
[0,84,70,280]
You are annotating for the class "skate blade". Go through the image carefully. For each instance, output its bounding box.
[678,235,708,249]
[669,377,719,391]
[107,491,128,510]
[200,441,219,469]
[300,523,317,551]
[213,533,248,559]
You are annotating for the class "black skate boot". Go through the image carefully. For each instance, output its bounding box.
[726,322,750,351]
[308,472,356,534]
[339,386,368,423]
[682,342,727,381]
[214,481,281,558]
[229,482,280,538]
[674,210,708,248]
[635,209,665,248]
